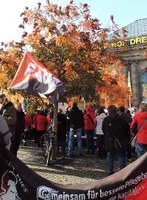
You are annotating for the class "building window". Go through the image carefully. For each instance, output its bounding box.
[142,71,147,103]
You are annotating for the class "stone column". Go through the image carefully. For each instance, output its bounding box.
[130,61,139,106]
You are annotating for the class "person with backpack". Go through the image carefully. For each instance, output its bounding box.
[102,105,130,175]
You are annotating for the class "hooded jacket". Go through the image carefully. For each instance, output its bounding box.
[84,106,96,131]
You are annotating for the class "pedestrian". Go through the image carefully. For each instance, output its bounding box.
[23,111,32,145]
[102,105,130,175]
[36,110,47,147]
[95,106,106,159]
[0,94,17,153]
[57,109,67,156]
[11,103,25,156]
[65,106,71,148]
[0,114,12,178]
[0,114,12,149]
[130,103,147,158]
[118,106,132,161]
[0,94,17,137]
[84,105,96,155]
[46,111,52,130]
[67,102,84,157]
[32,111,37,143]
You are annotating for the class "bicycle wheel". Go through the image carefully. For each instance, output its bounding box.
[40,133,50,153]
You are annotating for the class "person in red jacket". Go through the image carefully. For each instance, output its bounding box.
[36,110,47,147]
[84,105,96,155]
[130,103,147,158]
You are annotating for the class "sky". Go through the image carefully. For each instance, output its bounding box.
[0,0,147,43]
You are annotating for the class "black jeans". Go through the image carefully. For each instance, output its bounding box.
[85,130,95,154]
[96,135,106,158]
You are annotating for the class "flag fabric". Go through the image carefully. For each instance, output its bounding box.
[10,52,64,99]
[0,148,147,200]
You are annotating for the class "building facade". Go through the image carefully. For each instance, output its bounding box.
[108,18,147,106]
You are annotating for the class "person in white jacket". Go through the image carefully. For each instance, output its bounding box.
[95,106,106,159]
[0,114,12,149]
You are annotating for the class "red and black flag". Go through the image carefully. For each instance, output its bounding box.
[10,52,64,99]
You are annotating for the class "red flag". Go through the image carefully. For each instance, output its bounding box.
[10,52,64,98]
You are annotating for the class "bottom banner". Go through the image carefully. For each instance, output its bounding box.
[0,149,147,200]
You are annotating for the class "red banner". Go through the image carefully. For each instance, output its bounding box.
[0,149,147,200]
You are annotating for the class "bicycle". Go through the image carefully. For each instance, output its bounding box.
[40,126,56,166]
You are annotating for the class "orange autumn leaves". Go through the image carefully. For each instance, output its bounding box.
[97,68,131,107]
[0,1,131,108]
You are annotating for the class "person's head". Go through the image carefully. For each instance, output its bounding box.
[97,106,105,115]
[58,108,63,113]
[43,104,48,111]
[40,110,44,115]
[73,102,77,108]
[126,109,131,114]
[108,105,117,115]
[140,103,147,112]
[15,103,22,111]
[0,94,6,104]
[118,106,125,113]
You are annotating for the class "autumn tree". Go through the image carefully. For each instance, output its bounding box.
[0,0,130,108]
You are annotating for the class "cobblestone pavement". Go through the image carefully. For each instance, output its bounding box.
[17,140,132,185]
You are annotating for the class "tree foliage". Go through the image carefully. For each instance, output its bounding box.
[0,1,130,108]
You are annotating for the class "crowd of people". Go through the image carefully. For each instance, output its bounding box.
[0,93,147,175]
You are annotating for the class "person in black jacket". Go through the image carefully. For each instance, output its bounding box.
[10,103,25,156]
[57,109,67,157]
[102,105,130,175]
[118,106,132,161]
[67,103,84,157]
